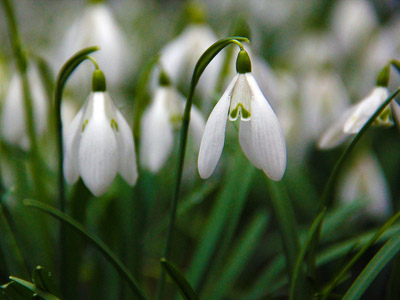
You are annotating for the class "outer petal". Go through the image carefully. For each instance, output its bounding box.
[115,108,138,185]
[317,105,357,149]
[239,120,263,169]
[344,87,388,133]
[246,74,286,181]
[63,100,87,184]
[140,89,174,172]
[197,76,237,178]
[78,94,119,196]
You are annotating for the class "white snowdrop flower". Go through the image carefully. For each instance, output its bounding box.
[63,70,137,196]
[141,73,205,173]
[160,24,223,99]
[330,0,378,54]
[1,64,48,150]
[300,71,350,143]
[318,87,393,149]
[198,50,286,180]
[338,153,391,219]
[60,2,131,87]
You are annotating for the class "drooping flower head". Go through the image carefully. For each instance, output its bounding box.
[1,63,48,149]
[140,70,205,172]
[63,69,138,196]
[198,50,287,180]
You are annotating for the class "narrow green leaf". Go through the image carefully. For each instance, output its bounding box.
[205,212,269,300]
[343,233,400,300]
[10,277,59,300]
[290,208,326,300]
[1,281,32,299]
[322,209,400,299]
[186,151,254,291]
[23,200,148,300]
[266,180,300,281]
[161,258,199,300]
[385,252,400,300]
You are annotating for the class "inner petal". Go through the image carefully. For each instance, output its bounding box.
[229,75,252,121]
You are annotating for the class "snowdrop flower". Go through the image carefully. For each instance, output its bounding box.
[141,72,205,172]
[318,86,395,149]
[1,64,47,149]
[59,1,131,87]
[338,152,391,219]
[198,50,286,180]
[160,23,223,99]
[63,69,137,196]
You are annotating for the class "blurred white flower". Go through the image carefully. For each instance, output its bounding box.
[338,153,391,219]
[318,87,395,149]
[300,71,350,143]
[140,84,205,173]
[198,51,286,180]
[64,71,137,196]
[330,0,378,54]
[59,2,131,87]
[159,24,223,99]
[1,65,48,150]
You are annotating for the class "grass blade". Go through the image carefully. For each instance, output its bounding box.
[161,259,200,300]
[24,199,148,300]
[343,233,400,300]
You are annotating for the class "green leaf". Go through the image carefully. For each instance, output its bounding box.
[385,252,400,300]
[205,212,269,300]
[266,180,300,281]
[10,277,59,300]
[186,150,254,291]
[343,233,400,300]
[321,209,400,299]
[161,258,200,300]
[290,208,326,300]
[1,281,32,299]
[23,199,148,300]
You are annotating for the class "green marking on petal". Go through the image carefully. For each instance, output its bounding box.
[111,119,119,132]
[373,106,393,127]
[229,103,251,121]
[82,119,88,132]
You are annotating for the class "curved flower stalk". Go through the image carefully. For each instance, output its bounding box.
[63,69,138,196]
[198,50,286,180]
[1,64,48,149]
[141,72,205,173]
[59,2,131,87]
[160,23,223,99]
[338,152,391,219]
[318,86,396,149]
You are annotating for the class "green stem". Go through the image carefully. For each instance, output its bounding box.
[54,46,99,297]
[155,36,249,300]
[2,0,44,199]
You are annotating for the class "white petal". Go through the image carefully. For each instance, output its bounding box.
[114,108,138,185]
[317,105,357,149]
[1,73,25,146]
[79,95,119,196]
[246,74,286,181]
[239,120,263,169]
[188,105,206,148]
[344,87,388,133]
[63,100,87,184]
[140,89,174,172]
[198,76,237,179]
